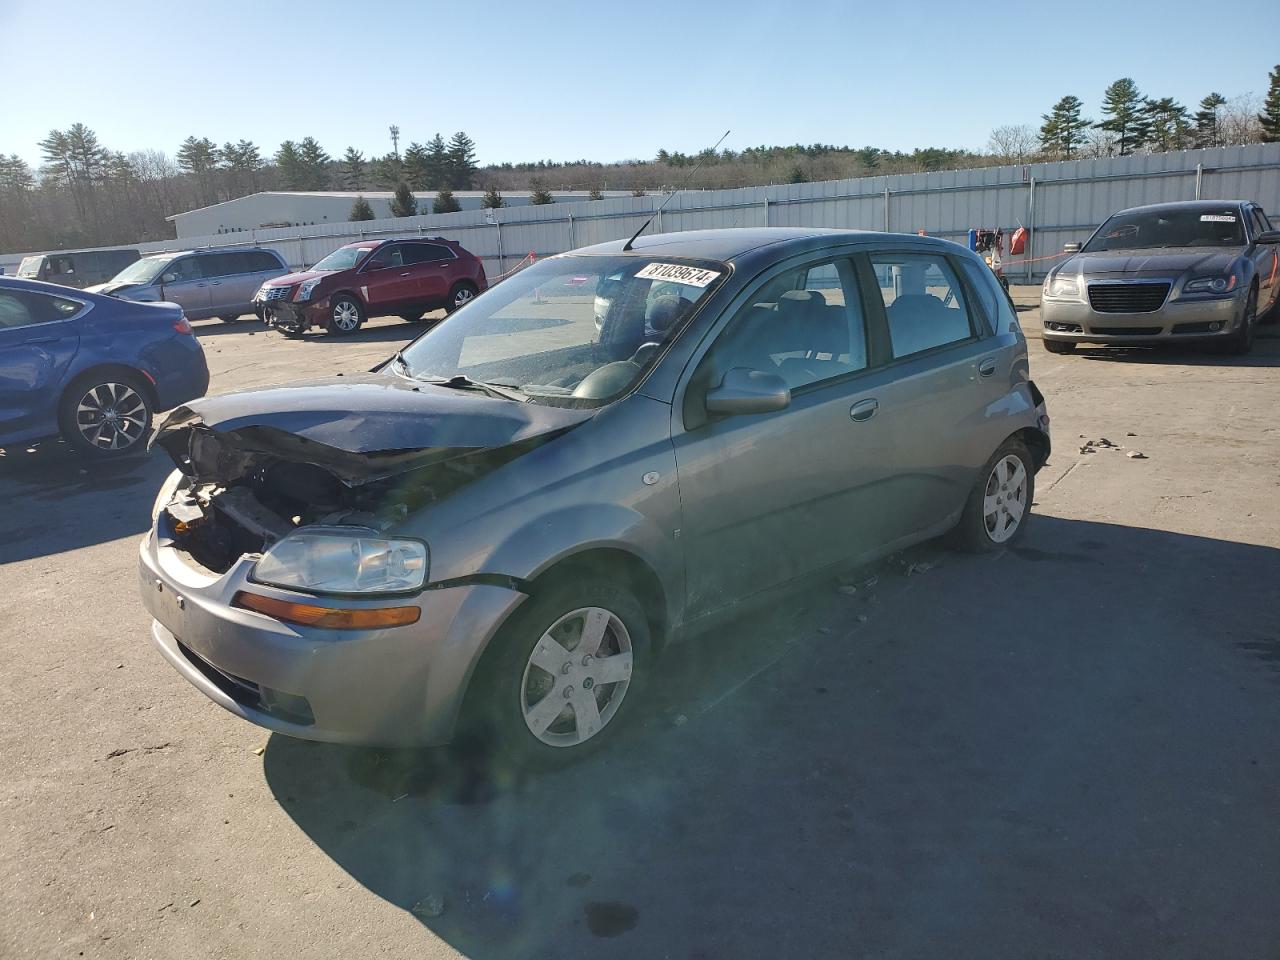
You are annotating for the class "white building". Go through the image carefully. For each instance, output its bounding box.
[168,190,634,239]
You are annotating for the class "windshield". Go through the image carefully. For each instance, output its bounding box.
[1084,207,1245,252]
[311,246,374,271]
[17,256,43,278]
[110,255,171,285]
[398,255,726,406]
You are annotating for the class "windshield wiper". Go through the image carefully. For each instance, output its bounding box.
[419,374,527,402]
[387,350,413,377]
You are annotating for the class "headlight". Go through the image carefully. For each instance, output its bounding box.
[294,277,322,301]
[151,468,186,521]
[253,284,267,300]
[1045,276,1080,299]
[1183,275,1237,294]
[252,527,428,595]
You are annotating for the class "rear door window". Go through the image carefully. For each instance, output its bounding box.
[249,251,282,272]
[0,289,81,328]
[402,243,454,265]
[869,253,975,359]
[201,253,250,278]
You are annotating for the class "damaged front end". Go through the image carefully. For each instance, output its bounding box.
[151,410,565,576]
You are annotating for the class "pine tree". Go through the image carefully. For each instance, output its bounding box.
[403,142,430,189]
[389,181,418,217]
[340,147,366,190]
[425,134,449,189]
[1192,93,1228,148]
[588,186,603,200]
[433,188,461,214]
[447,131,478,188]
[1259,65,1280,143]
[788,165,807,183]
[349,195,376,221]
[1097,78,1150,155]
[372,153,403,189]
[274,140,305,190]
[1039,95,1091,159]
[481,185,505,208]
[528,178,554,204]
[297,137,331,189]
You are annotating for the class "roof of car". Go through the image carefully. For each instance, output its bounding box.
[138,246,279,260]
[1113,199,1253,216]
[0,275,94,296]
[569,227,953,262]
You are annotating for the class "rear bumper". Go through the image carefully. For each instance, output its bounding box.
[1041,293,1244,344]
[149,333,210,409]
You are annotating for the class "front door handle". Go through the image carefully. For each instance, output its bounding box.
[23,336,58,345]
[850,398,879,422]
[978,357,998,377]
[399,272,412,277]
[209,280,221,286]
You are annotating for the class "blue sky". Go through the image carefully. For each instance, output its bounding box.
[1,0,1277,169]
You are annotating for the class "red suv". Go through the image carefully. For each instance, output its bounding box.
[254,237,487,336]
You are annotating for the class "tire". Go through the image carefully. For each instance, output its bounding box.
[57,370,153,459]
[447,281,478,314]
[1042,339,1076,355]
[327,294,365,336]
[398,311,424,322]
[462,574,649,770]
[953,439,1035,552]
[1222,285,1257,355]
[219,314,244,324]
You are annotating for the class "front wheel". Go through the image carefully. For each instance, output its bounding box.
[953,439,1035,552]
[463,576,648,769]
[1042,339,1076,355]
[219,314,244,324]
[327,295,365,336]
[1223,286,1257,355]
[58,372,153,459]
[447,282,478,314]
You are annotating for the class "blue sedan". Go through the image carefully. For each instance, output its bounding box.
[0,276,209,458]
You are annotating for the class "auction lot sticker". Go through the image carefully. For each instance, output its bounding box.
[636,262,722,287]
[1201,214,1237,222]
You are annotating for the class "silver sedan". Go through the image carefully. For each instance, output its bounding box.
[1041,200,1280,354]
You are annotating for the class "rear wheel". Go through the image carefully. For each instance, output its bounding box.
[57,371,153,459]
[1042,339,1076,355]
[447,282,478,314]
[953,439,1035,552]
[327,295,365,336]
[462,575,648,770]
[219,314,244,324]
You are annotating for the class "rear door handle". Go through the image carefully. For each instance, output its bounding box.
[210,280,221,286]
[850,398,879,422]
[399,272,412,277]
[23,336,58,345]
[978,357,998,377]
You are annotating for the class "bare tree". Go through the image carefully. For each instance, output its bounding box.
[1218,93,1263,145]
[987,124,1040,163]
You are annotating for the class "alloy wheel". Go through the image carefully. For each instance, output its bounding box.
[453,286,475,309]
[519,606,634,747]
[332,300,361,331]
[75,382,147,451]
[982,454,1028,544]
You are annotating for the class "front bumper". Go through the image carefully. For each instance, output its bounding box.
[255,296,328,332]
[1041,293,1243,345]
[137,522,526,746]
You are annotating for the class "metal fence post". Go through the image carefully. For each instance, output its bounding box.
[763,197,770,226]
[1195,162,1203,199]
[495,219,504,276]
[883,187,891,232]
[1026,177,1036,284]
[567,213,575,249]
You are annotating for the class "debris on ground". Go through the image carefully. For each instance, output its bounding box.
[1126,431,1137,437]
[252,746,266,756]
[817,626,833,635]
[673,714,688,727]
[905,561,936,576]
[863,575,879,589]
[412,894,445,919]
[1126,451,1148,459]
[837,584,859,596]
[188,899,200,908]
[857,614,869,624]
[1079,443,1096,454]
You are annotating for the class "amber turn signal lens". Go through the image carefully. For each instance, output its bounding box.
[233,591,420,629]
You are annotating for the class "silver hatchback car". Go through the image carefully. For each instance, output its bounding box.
[139,229,1050,766]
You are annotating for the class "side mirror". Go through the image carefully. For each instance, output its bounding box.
[705,367,791,416]
[1063,242,1082,254]
[1255,230,1280,244]
[160,272,178,284]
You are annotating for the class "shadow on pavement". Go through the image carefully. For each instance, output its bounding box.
[0,441,169,563]
[1074,328,1280,367]
[263,516,1280,959]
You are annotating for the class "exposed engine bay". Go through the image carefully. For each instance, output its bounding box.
[152,417,562,574]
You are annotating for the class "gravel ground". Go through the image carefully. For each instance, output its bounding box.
[2,289,1278,959]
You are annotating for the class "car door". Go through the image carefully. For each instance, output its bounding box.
[359,244,417,312]
[156,256,212,318]
[0,287,83,442]
[1246,206,1279,312]
[202,252,258,317]
[853,249,1000,542]
[402,242,455,305]
[672,254,895,617]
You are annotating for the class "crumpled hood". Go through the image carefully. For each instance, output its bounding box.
[1061,247,1241,277]
[86,281,142,297]
[153,371,594,485]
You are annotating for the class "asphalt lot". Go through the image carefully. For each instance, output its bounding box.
[2,288,1279,959]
